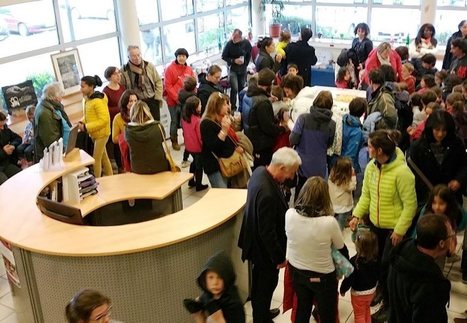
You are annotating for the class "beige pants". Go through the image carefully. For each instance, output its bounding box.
[93,136,113,177]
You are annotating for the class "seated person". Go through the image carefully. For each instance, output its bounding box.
[65,289,114,323]
[16,105,35,166]
[335,66,355,89]
[0,111,22,185]
[417,74,436,93]
[183,251,245,323]
[412,53,437,87]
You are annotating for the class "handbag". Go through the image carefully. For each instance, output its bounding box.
[157,123,181,172]
[213,150,244,178]
[331,247,354,279]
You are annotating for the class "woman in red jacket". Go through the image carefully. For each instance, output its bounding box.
[164,48,195,151]
[362,42,402,87]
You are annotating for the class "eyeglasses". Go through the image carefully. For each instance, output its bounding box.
[89,305,112,322]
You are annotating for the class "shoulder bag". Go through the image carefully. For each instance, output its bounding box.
[157,123,181,172]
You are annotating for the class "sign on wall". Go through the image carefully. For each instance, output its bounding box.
[1,80,38,115]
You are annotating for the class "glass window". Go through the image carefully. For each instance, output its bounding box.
[315,6,367,40]
[77,37,121,80]
[0,0,57,58]
[371,8,420,42]
[436,0,466,7]
[435,10,467,45]
[197,0,222,12]
[136,0,159,25]
[159,0,194,21]
[318,0,367,4]
[140,28,163,66]
[371,0,420,4]
[226,0,247,6]
[58,0,116,42]
[198,13,224,54]
[226,6,250,35]
[162,20,196,61]
[270,5,312,37]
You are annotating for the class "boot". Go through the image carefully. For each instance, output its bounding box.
[171,137,180,151]
[195,169,209,191]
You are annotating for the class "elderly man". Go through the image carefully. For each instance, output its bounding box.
[121,45,163,121]
[239,147,301,323]
[222,29,252,110]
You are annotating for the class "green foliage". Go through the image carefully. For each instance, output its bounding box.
[276,16,311,35]
[27,71,55,99]
[261,0,285,23]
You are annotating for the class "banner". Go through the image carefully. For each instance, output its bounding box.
[1,80,37,115]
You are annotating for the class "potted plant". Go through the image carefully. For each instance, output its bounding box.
[260,0,284,38]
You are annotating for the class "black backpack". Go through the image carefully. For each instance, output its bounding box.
[337,48,358,67]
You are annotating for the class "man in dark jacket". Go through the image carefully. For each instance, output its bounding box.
[238,147,301,323]
[284,27,317,86]
[222,29,252,109]
[246,68,286,169]
[197,64,223,114]
[0,111,22,185]
[449,38,467,81]
[388,214,453,323]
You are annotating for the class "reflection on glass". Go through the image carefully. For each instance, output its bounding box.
[162,21,196,61]
[434,0,466,6]
[0,0,57,58]
[371,8,420,42]
[140,28,163,65]
[370,0,420,4]
[198,14,224,54]
[197,0,222,12]
[136,0,159,25]
[318,0,367,3]
[436,10,467,45]
[78,37,121,81]
[316,6,367,40]
[226,6,250,35]
[226,0,247,5]
[58,0,116,42]
[160,0,194,21]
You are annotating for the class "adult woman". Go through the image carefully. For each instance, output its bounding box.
[78,75,113,177]
[409,110,467,206]
[112,89,139,172]
[0,111,22,185]
[254,37,280,73]
[285,176,347,323]
[197,64,223,114]
[125,100,169,174]
[65,289,113,323]
[351,23,373,81]
[409,23,438,60]
[290,91,336,196]
[34,82,72,161]
[349,130,417,319]
[200,92,241,188]
[443,20,467,70]
[363,42,402,86]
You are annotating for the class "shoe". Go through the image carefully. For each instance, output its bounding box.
[188,179,196,188]
[196,184,209,192]
[181,160,190,168]
[370,291,383,307]
[171,138,181,151]
[371,306,388,322]
[183,298,203,314]
[270,308,280,319]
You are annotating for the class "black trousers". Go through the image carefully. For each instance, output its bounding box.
[290,265,338,323]
[253,150,273,171]
[143,97,160,121]
[251,261,279,323]
[370,225,394,307]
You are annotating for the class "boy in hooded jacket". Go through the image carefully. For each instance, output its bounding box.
[183,251,245,323]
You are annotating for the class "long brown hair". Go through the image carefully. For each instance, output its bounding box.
[65,289,110,323]
[355,231,379,264]
[203,92,229,122]
[329,157,353,187]
[295,177,333,217]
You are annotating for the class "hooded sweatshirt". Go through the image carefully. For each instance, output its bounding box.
[125,121,169,174]
[341,114,365,173]
[197,77,222,113]
[197,251,245,323]
[387,239,450,323]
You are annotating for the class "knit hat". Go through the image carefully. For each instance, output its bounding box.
[174,48,189,58]
[257,68,275,86]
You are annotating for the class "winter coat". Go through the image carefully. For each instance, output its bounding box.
[221,39,252,74]
[164,61,194,107]
[284,40,318,86]
[408,39,437,60]
[197,77,222,113]
[341,114,365,173]
[82,92,111,140]
[368,85,398,130]
[353,148,417,236]
[443,31,465,70]
[0,125,21,170]
[196,251,245,323]
[181,115,202,153]
[351,37,373,67]
[290,106,335,178]
[363,48,402,85]
[449,54,467,80]
[255,50,279,73]
[125,121,169,174]
[120,59,163,101]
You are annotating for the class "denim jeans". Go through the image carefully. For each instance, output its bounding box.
[168,105,181,139]
[229,71,246,109]
[335,211,352,231]
[207,171,228,188]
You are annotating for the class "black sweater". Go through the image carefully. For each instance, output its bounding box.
[340,255,379,294]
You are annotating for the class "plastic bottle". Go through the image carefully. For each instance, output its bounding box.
[405,34,410,46]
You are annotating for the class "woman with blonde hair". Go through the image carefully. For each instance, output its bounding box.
[362,42,402,86]
[125,100,169,174]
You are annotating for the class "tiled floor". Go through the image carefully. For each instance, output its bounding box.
[0,141,466,322]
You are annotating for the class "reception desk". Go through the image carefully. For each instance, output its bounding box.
[0,150,248,322]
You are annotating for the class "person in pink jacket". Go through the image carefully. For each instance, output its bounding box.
[164,48,195,150]
[181,96,209,191]
[363,42,402,87]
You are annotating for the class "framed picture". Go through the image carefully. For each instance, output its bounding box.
[51,49,83,96]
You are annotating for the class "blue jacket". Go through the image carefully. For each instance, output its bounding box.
[341,114,365,173]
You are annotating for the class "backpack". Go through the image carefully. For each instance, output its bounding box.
[337,48,358,67]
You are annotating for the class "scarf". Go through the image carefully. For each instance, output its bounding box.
[377,51,391,66]
[129,61,147,90]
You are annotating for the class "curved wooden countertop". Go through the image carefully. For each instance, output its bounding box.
[0,150,247,257]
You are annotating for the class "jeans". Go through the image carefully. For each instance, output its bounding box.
[229,71,246,109]
[92,136,113,177]
[207,171,228,188]
[251,261,279,323]
[168,105,181,139]
[17,141,34,161]
[335,211,352,231]
[0,163,21,185]
[351,293,374,323]
[291,265,338,323]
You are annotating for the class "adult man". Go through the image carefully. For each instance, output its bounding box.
[238,147,301,323]
[367,68,397,130]
[387,214,453,323]
[449,38,467,80]
[246,68,287,168]
[197,64,222,114]
[284,27,317,86]
[222,29,252,109]
[121,45,163,121]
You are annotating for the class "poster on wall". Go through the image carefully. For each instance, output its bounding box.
[51,48,83,96]
[0,238,20,288]
[1,80,38,115]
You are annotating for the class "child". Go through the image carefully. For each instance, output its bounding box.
[335,66,354,89]
[410,90,437,128]
[287,63,299,76]
[435,70,448,89]
[417,74,436,94]
[179,76,198,168]
[271,85,288,116]
[66,289,114,323]
[181,96,208,191]
[413,53,437,87]
[446,92,467,146]
[409,101,441,141]
[399,63,416,94]
[340,230,379,323]
[183,251,245,323]
[328,157,357,230]
[16,105,35,167]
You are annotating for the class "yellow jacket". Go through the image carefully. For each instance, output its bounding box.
[276,41,289,58]
[112,113,126,144]
[82,92,110,140]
